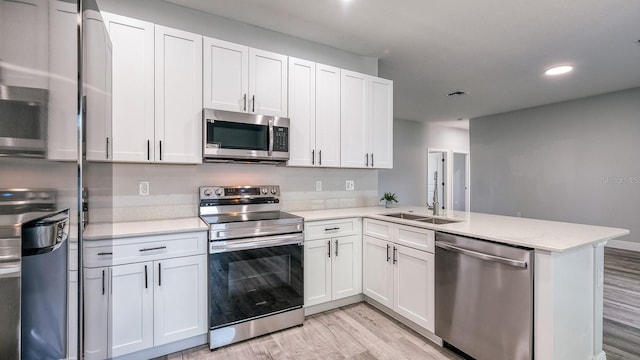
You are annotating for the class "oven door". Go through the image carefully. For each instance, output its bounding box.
[209,233,303,329]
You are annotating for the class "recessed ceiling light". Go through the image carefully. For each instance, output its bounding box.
[544,65,574,76]
[447,91,468,97]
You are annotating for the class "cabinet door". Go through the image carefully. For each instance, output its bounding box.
[0,0,48,88]
[47,0,77,161]
[249,48,288,117]
[83,267,109,360]
[154,255,207,345]
[394,244,434,332]
[340,70,368,168]
[369,77,393,169]
[203,37,248,112]
[103,13,155,162]
[84,10,113,161]
[331,234,362,300]
[315,64,341,167]
[304,238,332,306]
[362,236,393,308]
[110,262,154,357]
[287,57,315,167]
[154,25,202,164]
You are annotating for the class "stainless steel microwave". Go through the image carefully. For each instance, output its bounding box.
[0,85,48,158]
[203,109,290,163]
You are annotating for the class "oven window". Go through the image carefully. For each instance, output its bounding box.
[209,244,303,328]
[207,121,268,151]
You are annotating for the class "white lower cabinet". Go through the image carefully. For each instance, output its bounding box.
[363,219,435,332]
[304,218,362,307]
[83,232,207,359]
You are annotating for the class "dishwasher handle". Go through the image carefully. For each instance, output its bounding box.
[436,241,528,269]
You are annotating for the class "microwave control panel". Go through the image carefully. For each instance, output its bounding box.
[273,127,289,152]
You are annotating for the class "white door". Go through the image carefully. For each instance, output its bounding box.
[84,10,112,161]
[83,267,109,360]
[154,255,207,345]
[287,57,316,167]
[203,37,248,112]
[369,77,393,169]
[47,0,77,161]
[249,48,288,117]
[394,244,434,332]
[103,12,155,162]
[0,0,48,88]
[362,236,393,308]
[315,64,341,167]
[340,70,368,168]
[110,262,154,357]
[304,239,332,306]
[154,25,202,164]
[331,235,362,300]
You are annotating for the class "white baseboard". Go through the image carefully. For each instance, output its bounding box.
[304,294,364,316]
[606,239,640,252]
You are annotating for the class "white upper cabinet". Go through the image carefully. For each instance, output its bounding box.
[0,0,48,88]
[47,0,78,161]
[287,57,315,166]
[315,64,341,167]
[103,12,155,162]
[203,37,288,117]
[340,70,393,169]
[203,37,249,112]
[154,25,202,164]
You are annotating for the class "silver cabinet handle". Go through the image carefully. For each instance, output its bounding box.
[319,150,322,166]
[393,246,397,264]
[147,140,150,161]
[325,227,340,231]
[312,149,315,165]
[335,239,339,257]
[159,140,163,161]
[97,252,112,256]
[243,94,247,111]
[386,244,390,262]
[365,153,369,167]
[158,263,162,286]
[371,153,374,167]
[102,269,105,295]
[139,246,167,253]
[436,242,528,268]
[252,95,255,112]
[327,240,331,258]
[106,137,109,159]
[144,265,148,289]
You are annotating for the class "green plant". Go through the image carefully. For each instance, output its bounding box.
[380,192,398,203]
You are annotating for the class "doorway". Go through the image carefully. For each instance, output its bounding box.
[452,152,470,211]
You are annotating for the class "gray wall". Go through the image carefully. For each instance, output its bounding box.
[379,119,469,206]
[470,87,640,242]
[97,0,378,75]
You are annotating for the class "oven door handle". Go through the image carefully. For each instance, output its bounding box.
[209,233,303,253]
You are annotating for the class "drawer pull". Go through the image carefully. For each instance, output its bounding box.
[327,240,331,258]
[139,246,167,253]
[324,227,340,231]
[158,263,162,286]
[335,239,339,257]
[144,265,148,289]
[97,252,112,256]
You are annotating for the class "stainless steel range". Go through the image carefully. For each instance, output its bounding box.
[199,185,304,350]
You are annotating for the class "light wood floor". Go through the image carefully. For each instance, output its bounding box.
[161,303,461,360]
[604,248,640,360]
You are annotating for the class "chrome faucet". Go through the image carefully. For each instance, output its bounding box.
[432,171,439,216]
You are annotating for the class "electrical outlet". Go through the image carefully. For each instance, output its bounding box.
[138,181,149,196]
[315,180,322,192]
[346,180,355,191]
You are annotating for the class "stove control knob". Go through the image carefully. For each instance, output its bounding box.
[203,188,213,197]
[261,187,268,195]
[215,188,224,196]
[39,192,51,200]
[270,187,277,195]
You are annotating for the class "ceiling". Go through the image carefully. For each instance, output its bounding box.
[166,0,640,123]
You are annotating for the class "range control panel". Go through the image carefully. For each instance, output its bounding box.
[199,185,280,200]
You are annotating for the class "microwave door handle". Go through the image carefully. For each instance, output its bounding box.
[268,119,274,156]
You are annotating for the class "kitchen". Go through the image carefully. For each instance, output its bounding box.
[1,0,639,359]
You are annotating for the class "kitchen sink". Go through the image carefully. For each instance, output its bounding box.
[380,213,461,225]
[381,213,427,220]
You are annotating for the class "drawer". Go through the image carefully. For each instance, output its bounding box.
[84,231,207,267]
[363,219,393,241]
[305,218,360,240]
[396,224,434,253]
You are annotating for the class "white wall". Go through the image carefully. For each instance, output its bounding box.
[97,0,378,75]
[379,119,469,207]
[470,87,640,242]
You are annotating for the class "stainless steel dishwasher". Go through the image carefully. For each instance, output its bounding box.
[435,232,533,360]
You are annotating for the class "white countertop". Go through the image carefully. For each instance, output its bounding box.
[83,217,208,240]
[290,206,629,253]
